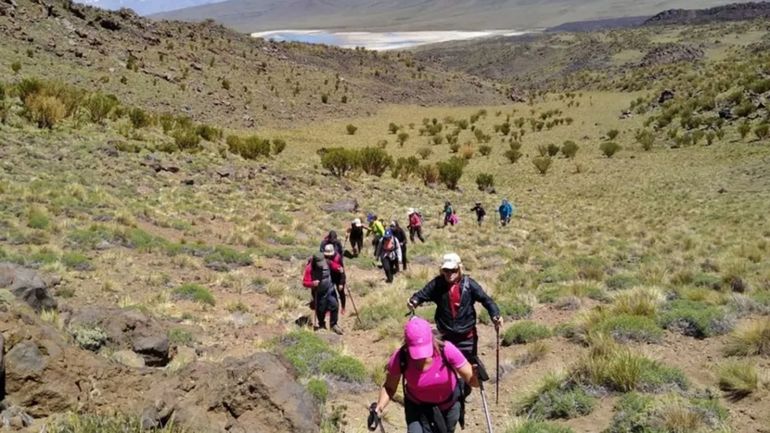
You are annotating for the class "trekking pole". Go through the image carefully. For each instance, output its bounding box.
[346,285,362,328]
[367,403,386,433]
[495,326,500,406]
[478,382,495,433]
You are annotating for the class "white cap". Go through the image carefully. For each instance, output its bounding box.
[352,218,363,227]
[323,244,335,256]
[441,253,462,270]
[407,208,415,214]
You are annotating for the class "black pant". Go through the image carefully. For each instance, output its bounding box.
[405,399,461,433]
[332,272,346,310]
[441,330,488,381]
[350,235,363,255]
[400,243,408,270]
[315,286,338,329]
[382,255,398,283]
[409,226,425,242]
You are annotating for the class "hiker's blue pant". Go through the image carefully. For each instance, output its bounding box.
[405,399,460,433]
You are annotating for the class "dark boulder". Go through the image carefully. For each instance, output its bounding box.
[0,263,57,311]
[320,199,358,213]
[132,336,170,367]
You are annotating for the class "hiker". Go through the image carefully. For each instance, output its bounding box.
[323,244,346,314]
[375,229,402,283]
[390,220,408,271]
[366,213,386,255]
[371,317,478,433]
[499,199,514,226]
[441,202,455,227]
[319,230,344,262]
[407,208,425,243]
[470,202,486,226]
[347,218,365,257]
[407,253,502,368]
[302,252,342,335]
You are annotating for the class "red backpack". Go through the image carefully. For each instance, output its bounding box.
[382,237,395,252]
[409,212,421,227]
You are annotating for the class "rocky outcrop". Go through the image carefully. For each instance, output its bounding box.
[0,263,57,311]
[639,44,704,67]
[645,2,770,26]
[0,306,319,432]
[320,198,359,213]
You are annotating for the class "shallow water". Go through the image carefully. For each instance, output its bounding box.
[251,30,530,50]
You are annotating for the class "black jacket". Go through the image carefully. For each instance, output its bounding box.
[391,226,407,245]
[409,275,500,335]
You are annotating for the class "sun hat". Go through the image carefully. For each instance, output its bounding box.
[441,253,462,270]
[407,208,415,214]
[405,317,433,359]
[323,244,335,256]
[353,218,363,227]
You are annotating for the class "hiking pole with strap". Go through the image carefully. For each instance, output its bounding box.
[346,285,362,328]
[495,326,500,406]
[367,403,385,433]
[478,381,495,433]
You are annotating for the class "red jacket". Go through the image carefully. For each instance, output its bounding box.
[302,261,314,288]
[327,253,343,274]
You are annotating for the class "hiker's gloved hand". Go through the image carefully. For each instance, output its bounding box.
[492,316,503,330]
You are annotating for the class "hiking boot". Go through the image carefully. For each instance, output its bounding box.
[332,325,344,335]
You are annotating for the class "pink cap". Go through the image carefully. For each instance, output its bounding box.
[405,317,434,360]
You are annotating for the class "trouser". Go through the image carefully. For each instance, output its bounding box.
[350,236,363,256]
[381,255,398,283]
[371,235,382,256]
[405,399,461,433]
[501,216,511,226]
[314,287,338,329]
[476,215,484,225]
[409,226,425,243]
[332,272,346,311]
[400,243,408,270]
[441,329,488,381]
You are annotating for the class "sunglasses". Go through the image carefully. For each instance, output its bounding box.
[441,268,459,274]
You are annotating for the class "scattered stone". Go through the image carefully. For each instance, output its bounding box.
[0,403,33,430]
[320,199,358,213]
[640,44,704,68]
[658,89,675,104]
[0,263,57,312]
[112,349,146,368]
[181,178,194,185]
[132,336,170,367]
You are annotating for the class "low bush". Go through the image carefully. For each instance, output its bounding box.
[515,373,595,420]
[532,156,552,175]
[280,330,367,383]
[392,156,420,180]
[604,273,639,290]
[397,132,409,146]
[307,377,328,403]
[46,413,187,433]
[479,144,492,156]
[505,420,574,433]
[174,283,215,306]
[658,300,733,339]
[172,128,201,151]
[70,324,108,351]
[204,245,252,267]
[723,318,770,357]
[755,123,770,140]
[168,328,194,345]
[595,314,663,343]
[128,108,150,129]
[417,147,432,160]
[606,392,728,433]
[718,359,758,400]
[635,129,655,151]
[606,129,620,140]
[229,135,270,159]
[502,321,551,346]
[321,147,358,177]
[358,147,393,177]
[320,355,368,383]
[27,208,50,230]
[84,93,119,123]
[437,157,465,190]
[195,124,222,141]
[561,141,579,159]
[24,94,66,129]
[272,138,287,155]
[611,287,664,317]
[419,164,439,186]
[61,252,92,271]
[356,301,401,330]
[476,173,494,191]
[600,141,621,158]
[346,124,358,135]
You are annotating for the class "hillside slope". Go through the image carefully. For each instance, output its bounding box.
[0,0,505,128]
[154,0,752,32]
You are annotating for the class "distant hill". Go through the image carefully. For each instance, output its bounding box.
[545,16,649,33]
[644,1,770,25]
[76,0,225,15]
[153,0,755,32]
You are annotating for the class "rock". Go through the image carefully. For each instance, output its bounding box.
[658,89,675,104]
[640,44,704,68]
[0,404,33,430]
[0,263,57,311]
[133,336,170,367]
[320,199,359,213]
[181,178,194,185]
[215,166,235,178]
[0,334,4,401]
[112,350,146,368]
[5,340,46,384]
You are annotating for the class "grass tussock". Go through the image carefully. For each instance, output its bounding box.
[718,359,759,401]
[505,420,574,433]
[173,283,216,306]
[45,413,187,433]
[606,392,728,433]
[502,321,551,346]
[658,300,734,339]
[723,318,770,357]
[279,329,367,383]
[515,373,596,420]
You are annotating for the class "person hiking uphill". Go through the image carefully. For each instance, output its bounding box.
[407,208,425,243]
[347,218,365,257]
[470,202,486,226]
[390,220,408,271]
[366,214,386,255]
[371,317,478,433]
[302,252,343,335]
[320,231,344,261]
[323,244,347,314]
[376,229,402,283]
[499,199,514,226]
[407,253,502,370]
[441,202,456,227]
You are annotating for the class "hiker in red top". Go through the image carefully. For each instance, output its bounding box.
[302,252,342,335]
[407,253,501,375]
[407,208,425,243]
[323,244,346,314]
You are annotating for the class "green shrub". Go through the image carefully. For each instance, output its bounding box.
[754,123,770,140]
[397,132,409,146]
[204,245,252,267]
[388,122,400,134]
[358,147,393,177]
[476,173,494,191]
[723,318,770,356]
[417,147,432,160]
[392,156,420,180]
[561,141,579,159]
[272,138,287,155]
[606,129,620,140]
[70,324,108,351]
[718,359,758,400]
[280,330,336,376]
[346,124,358,135]
[506,421,573,433]
[532,156,552,175]
[228,135,271,159]
[320,355,368,383]
[85,93,119,123]
[595,314,663,343]
[46,413,187,433]
[321,147,358,177]
[24,94,66,129]
[546,143,560,157]
[172,128,201,151]
[128,108,150,129]
[11,61,21,74]
[635,129,655,151]
[502,321,551,345]
[600,141,621,158]
[195,124,222,141]
[478,144,492,156]
[62,252,92,271]
[174,283,216,306]
[437,157,465,190]
[307,377,329,403]
[168,328,194,345]
[515,374,595,420]
[606,392,727,433]
[28,208,50,230]
[738,121,752,139]
[356,301,401,330]
[658,300,733,338]
[419,163,439,185]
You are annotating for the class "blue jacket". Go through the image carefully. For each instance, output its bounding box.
[499,201,513,218]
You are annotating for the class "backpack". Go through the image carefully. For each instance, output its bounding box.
[382,237,395,252]
[398,345,466,430]
[409,212,422,227]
